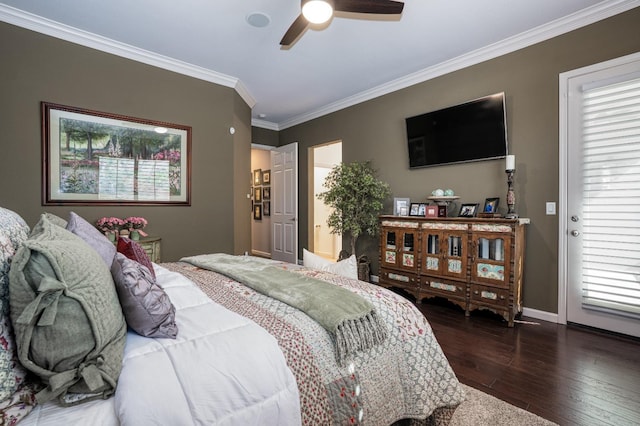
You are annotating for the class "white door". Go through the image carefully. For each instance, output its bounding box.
[560,52,640,338]
[271,143,298,264]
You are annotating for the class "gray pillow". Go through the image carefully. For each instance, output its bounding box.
[66,211,116,268]
[111,253,178,339]
[9,213,126,405]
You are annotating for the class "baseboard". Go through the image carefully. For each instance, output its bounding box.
[522,307,558,323]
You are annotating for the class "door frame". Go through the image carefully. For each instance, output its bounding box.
[558,51,640,325]
[307,140,342,257]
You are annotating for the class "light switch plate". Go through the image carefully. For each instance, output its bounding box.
[546,202,556,215]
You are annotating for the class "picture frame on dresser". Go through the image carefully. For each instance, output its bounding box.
[483,197,500,213]
[409,203,427,217]
[394,197,411,216]
[425,205,438,218]
[458,203,479,217]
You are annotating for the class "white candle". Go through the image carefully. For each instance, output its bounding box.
[506,155,515,171]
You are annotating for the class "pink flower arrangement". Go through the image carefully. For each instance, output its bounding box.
[123,216,148,236]
[95,217,124,232]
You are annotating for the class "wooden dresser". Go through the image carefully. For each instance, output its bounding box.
[378,215,529,326]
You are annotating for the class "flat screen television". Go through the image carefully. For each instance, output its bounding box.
[405,92,508,168]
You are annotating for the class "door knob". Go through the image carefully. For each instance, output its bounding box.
[571,230,580,237]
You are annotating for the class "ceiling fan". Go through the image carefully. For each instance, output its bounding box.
[280,0,405,47]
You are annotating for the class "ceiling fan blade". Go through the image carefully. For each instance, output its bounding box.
[334,0,404,14]
[280,14,309,46]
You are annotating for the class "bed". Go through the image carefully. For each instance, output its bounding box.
[0,206,465,425]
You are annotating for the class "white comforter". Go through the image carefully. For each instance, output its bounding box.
[21,265,301,426]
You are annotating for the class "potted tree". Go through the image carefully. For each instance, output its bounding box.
[317,161,390,281]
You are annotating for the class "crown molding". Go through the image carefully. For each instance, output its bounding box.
[0,4,256,109]
[250,118,280,131]
[276,0,640,130]
[2,1,637,132]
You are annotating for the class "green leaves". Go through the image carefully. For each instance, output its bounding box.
[317,161,390,256]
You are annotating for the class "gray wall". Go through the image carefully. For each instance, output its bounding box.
[252,127,279,147]
[278,8,640,313]
[0,22,252,261]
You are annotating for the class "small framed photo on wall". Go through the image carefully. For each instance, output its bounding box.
[254,186,261,202]
[262,169,271,184]
[262,186,271,200]
[263,201,270,216]
[253,169,262,186]
[253,203,262,220]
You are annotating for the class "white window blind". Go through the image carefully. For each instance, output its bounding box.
[581,77,640,318]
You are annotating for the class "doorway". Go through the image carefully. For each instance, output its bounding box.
[559,52,640,338]
[310,141,342,260]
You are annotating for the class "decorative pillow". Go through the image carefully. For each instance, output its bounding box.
[66,211,116,268]
[303,248,358,280]
[43,212,68,228]
[9,214,127,405]
[0,207,32,407]
[111,253,178,339]
[117,237,156,279]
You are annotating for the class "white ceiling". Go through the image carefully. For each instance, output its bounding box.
[1,1,637,130]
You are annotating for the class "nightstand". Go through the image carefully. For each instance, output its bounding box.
[137,236,162,263]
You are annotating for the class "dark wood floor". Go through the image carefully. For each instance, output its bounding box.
[413,296,640,426]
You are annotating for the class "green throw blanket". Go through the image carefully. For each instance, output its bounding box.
[181,254,387,364]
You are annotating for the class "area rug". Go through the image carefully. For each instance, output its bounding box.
[449,384,558,426]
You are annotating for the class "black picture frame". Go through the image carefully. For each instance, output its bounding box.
[253,203,262,220]
[263,201,270,216]
[254,186,261,202]
[409,202,427,217]
[262,186,271,200]
[253,169,262,185]
[262,169,271,184]
[458,203,479,217]
[483,197,500,213]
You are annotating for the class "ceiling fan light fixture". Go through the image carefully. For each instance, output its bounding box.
[302,0,333,24]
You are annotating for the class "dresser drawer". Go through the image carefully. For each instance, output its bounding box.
[379,268,418,287]
[469,284,509,308]
[420,276,466,300]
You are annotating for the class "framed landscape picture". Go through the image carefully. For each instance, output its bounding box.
[42,102,191,205]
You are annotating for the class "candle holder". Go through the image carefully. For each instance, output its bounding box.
[505,169,518,219]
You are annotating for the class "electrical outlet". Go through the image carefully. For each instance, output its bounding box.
[546,202,556,215]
